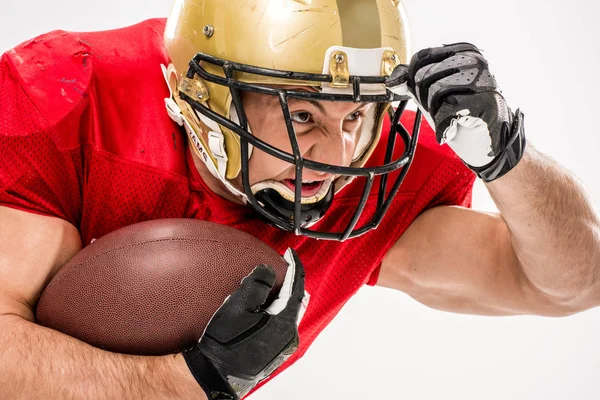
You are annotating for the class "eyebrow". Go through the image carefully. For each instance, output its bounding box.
[305,99,326,114]
[292,98,369,115]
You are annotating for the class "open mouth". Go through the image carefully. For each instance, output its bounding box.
[251,176,334,204]
[283,179,324,197]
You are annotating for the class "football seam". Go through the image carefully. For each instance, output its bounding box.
[43,237,285,293]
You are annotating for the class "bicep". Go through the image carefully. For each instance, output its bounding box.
[0,206,82,321]
[378,206,564,316]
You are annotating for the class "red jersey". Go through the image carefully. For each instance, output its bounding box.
[0,19,475,392]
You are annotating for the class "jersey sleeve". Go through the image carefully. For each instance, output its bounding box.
[0,53,83,226]
[422,153,476,210]
[365,149,476,286]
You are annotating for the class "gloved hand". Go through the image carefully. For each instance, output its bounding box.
[182,248,308,400]
[386,42,526,182]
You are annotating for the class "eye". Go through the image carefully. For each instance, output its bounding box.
[345,110,363,122]
[291,111,313,124]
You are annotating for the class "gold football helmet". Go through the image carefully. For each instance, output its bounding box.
[163,0,421,241]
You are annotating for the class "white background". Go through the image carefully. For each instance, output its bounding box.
[2,1,599,399]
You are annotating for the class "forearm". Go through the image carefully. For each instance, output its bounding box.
[487,145,600,305]
[0,315,206,400]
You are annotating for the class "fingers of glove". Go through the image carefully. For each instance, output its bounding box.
[414,51,486,85]
[226,264,277,314]
[414,53,489,110]
[426,70,498,120]
[202,265,275,343]
[417,67,463,111]
[408,42,482,82]
[385,64,410,93]
[410,44,484,104]
[266,248,306,323]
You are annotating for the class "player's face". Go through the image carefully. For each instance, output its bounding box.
[238,86,373,190]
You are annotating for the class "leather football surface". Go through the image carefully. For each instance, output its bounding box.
[35,219,288,355]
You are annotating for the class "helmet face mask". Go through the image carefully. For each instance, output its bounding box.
[165,0,421,241]
[178,52,421,241]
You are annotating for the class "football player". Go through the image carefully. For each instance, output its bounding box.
[1,1,599,399]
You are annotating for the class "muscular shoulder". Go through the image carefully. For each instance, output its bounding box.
[3,18,168,128]
[2,19,185,173]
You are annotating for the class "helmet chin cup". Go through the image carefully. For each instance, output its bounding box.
[254,185,334,228]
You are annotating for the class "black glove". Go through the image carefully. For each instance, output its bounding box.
[386,42,526,182]
[183,248,308,400]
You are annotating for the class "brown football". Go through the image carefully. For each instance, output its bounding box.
[35,219,288,355]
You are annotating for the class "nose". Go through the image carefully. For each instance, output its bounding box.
[300,124,354,168]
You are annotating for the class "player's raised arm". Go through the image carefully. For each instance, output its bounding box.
[0,206,207,399]
[380,44,600,316]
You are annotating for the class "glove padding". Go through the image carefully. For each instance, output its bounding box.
[183,248,308,400]
[386,43,526,182]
